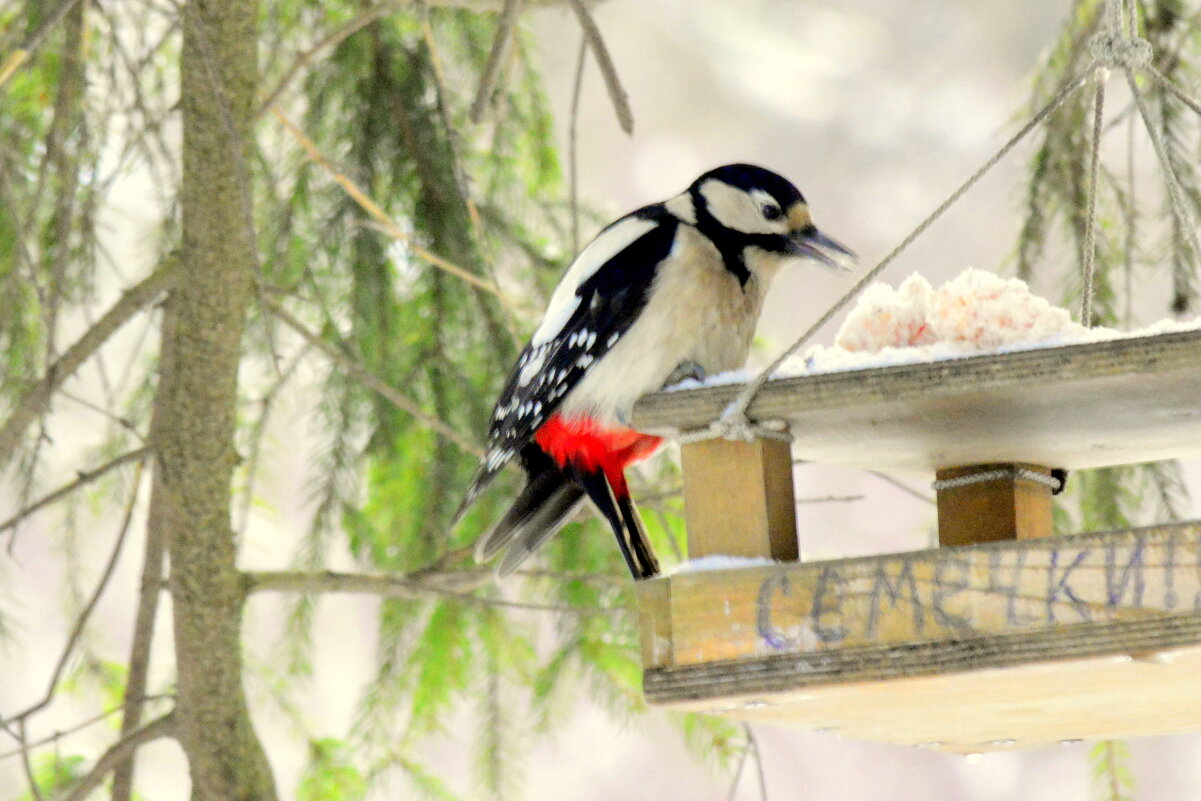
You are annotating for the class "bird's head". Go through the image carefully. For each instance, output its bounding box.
[675,163,855,284]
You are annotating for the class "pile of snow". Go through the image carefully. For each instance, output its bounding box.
[833,269,1085,352]
[670,555,778,574]
[783,269,1201,377]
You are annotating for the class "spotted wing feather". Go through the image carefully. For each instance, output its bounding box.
[454,206,679,515]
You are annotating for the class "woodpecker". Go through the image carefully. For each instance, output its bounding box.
[454,163,853,580]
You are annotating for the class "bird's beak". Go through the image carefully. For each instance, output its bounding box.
[789,226,856,272]
[786,204,856,272]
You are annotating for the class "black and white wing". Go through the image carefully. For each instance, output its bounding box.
[455,206,680,513]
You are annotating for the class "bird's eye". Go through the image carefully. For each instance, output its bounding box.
[761,203,784,221]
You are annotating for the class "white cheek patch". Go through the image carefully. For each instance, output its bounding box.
[530,216,658,346]
[699,180,786,235]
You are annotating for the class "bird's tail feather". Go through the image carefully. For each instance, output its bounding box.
[573,469,660,580]
[616,491,659,579]
[474,445,584,574]
[472,446,660,581]
[495,484,585,577]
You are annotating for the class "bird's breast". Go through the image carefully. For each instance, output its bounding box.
[560,226,770,424]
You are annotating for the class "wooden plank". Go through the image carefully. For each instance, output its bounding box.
[935,463,1054,546]
[631,329,1201,475]
[648,641,1201,752]
[680,437,799,561]
[637,521,1201,750]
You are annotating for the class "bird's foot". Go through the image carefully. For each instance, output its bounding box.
[663,360,706,388]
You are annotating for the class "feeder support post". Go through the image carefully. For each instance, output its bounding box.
[679,434,799,561]
[935,462,1056,547]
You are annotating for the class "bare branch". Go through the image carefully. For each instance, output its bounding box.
[867,470,936,505]
[110,481,170,801]
[0,695,174,763]
[109,304,179,801]
[470,0,525,123]
[424,0,604,7]
[59,713,176,801]
[746,724,768,801]
[264,295,485,457]
[247,568,485,597]
[797,494,864,505]
[256,3,399,118]
[267,104,507,299]
[0,447,151,540]
[245,569,628,616]
[567,0,633,134]
[237,345,310,535]
[725,726,754,801]
[1,466,143,727]
[17,720,45,801]
[568,32,587,252]
[0,265,177,470]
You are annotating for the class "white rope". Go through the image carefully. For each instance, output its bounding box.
[676,64,1096,445]
[931,467,1064,493]
[1125,68,1201,277]
[1081,70,1106,328]
[1079,0,1142,327]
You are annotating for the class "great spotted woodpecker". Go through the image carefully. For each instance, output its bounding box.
[454,163,853,580]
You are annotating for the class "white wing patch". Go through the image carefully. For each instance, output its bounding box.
[530,216,658,347]
[517,342,550,386]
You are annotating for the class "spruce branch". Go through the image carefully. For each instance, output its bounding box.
[256,3,401,118]
[267,104,507,299]
[0,0,86,89]
[0,265,177,470]
[264,295,485,457]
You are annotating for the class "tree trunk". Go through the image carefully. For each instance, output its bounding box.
[148,0,277,798]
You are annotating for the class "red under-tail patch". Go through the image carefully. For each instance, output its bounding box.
[534,414,663,497]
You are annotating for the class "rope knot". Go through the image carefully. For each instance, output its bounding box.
[675,413,793,446]
[1089,31,1152,71]
[711,411,762,443]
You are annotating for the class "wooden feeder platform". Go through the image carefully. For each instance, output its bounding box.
[629,328,1201,753]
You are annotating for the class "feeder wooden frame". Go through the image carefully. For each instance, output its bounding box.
[629,329,1201,752]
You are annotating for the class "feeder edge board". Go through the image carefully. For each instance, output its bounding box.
[638,521,1201,751]
[630,328,1201,474]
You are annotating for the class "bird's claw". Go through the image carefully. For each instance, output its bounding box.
[663,360,706,388]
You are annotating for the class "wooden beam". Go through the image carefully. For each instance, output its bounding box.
[632,329,1201,475]
[638,521,1201,751]
[935,463,1055,546]
[679,436,798,561]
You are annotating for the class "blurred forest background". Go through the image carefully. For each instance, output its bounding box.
[2,0,1201,799]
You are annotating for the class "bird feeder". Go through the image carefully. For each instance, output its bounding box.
[629,327,1201,753]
